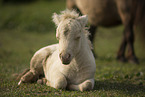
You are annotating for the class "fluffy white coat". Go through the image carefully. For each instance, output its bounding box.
[18,10,96,91]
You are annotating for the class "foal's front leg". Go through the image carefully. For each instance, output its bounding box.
[68,79,94,91]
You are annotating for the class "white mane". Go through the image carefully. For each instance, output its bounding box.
[54,9,79,21]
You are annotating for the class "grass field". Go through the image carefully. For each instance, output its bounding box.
[0,1,145,96]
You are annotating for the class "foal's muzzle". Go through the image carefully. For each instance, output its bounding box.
[59,53,71,65]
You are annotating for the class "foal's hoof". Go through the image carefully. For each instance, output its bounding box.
[116,56,127,63]
[18,80,22,85]
[16,68,30,81]
[37,78,47,85]
[127,56,139,64]
[80,82,92,92]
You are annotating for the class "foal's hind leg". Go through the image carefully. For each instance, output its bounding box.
[18,52,45,85]
[68,79,94,91]
[37,78,47,85]
[16,68,30,81]
[18,69,39,85]
[18,57,44,85]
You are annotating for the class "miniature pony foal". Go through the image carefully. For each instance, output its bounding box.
[18,10,96,91]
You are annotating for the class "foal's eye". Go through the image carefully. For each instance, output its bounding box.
[56,36,60,40]
[56,32,60,40]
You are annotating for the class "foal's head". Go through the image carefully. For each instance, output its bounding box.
[53,10,88,65]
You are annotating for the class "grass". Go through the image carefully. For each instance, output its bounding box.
[0,1,145,96]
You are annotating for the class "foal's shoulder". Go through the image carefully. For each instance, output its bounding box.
[30,44,59,66]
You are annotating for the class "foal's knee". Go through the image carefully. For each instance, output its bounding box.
[79,79,94,91]
[53,77,67,89]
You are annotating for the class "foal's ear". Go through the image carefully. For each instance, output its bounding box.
[77,15,88,27]
[52,13,61,26]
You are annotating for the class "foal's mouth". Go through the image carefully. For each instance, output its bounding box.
[61,60,71,65]
[60,57,71,65]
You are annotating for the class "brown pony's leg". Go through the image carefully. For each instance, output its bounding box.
[116,0,139,64]
[89,25,97,58]
[117,30,127,62]
[126,25,139,64]
[89,25,97,43]
[118,24,139,64]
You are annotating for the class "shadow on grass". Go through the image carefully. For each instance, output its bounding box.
[94,80,145,95]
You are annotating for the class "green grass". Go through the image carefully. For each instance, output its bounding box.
[0,1,145,97]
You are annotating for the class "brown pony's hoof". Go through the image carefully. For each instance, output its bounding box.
[127,56,139,64]
[116,56,127,63]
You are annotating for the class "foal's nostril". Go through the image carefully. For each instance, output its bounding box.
[59,53,62,59]
[66,54,71,59]
[59,53,71,60]
[59,53,71,64]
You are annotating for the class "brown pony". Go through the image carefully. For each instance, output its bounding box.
[66,0,145,64]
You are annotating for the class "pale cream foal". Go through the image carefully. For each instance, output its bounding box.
[18,10,96,91]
